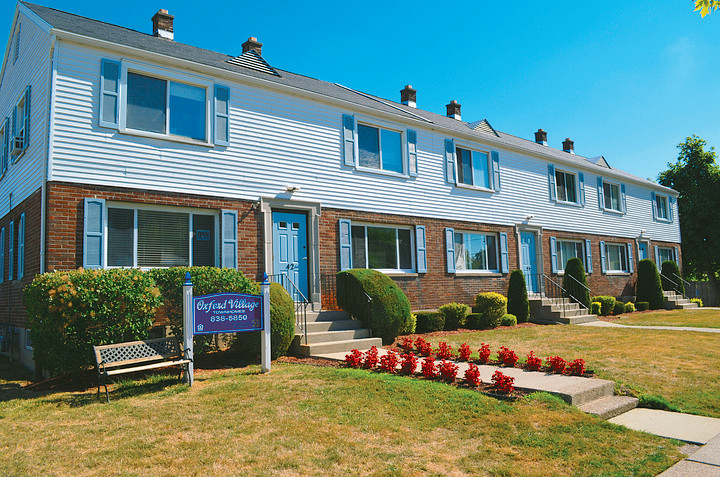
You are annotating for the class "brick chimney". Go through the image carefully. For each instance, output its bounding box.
[534,129,548,146]
[400,85,417,108]
[242,37,263,55]
[562,138,575,154]
[152,9,174,40]
[446,100,461,120]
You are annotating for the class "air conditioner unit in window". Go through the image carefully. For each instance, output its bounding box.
[10,132,24,155]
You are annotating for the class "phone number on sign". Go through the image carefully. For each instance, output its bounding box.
[210,314,248,322]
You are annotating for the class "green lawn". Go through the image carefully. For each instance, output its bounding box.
[433,324,720,418]
[0,359,683,476]
[609,309,720,328]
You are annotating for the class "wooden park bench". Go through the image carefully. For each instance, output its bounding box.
[93,336,191,402]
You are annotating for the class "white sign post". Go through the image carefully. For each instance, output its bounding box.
[260,274,271,373]
[182,272,194,386]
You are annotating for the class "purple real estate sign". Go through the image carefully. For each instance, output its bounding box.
[192,292,263,335]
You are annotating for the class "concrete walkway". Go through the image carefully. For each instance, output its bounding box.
[658,432,720,476]
[579,320,720,334]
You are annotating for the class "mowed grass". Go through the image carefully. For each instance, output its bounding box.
[440,325,720,418]
[0,360,683,476]
[609,309,720,328]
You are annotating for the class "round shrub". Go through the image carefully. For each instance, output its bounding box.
[500,314,517,327]
[624,302,636,313]
[474,292,507,329]
[337,269,412,344]
[563,258,591,309]
[25,268,163,376]
[590,302,601,315]
[661,260,684,294]
[438,302,469,330]
[636,301,650,311]
[231,282,296,359]
[636,259,665,310]
[415,311,444,333]
[507,270,530,323]
[691,298,703,307]
[464,313,484,330]
[613,301,625,316]
[148,267,259,355]
[591,296,616,316]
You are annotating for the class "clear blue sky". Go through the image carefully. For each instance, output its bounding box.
[4,1,720,181]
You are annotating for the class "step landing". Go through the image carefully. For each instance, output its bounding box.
[579,395,639,420]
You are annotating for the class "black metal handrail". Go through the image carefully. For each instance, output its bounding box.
[344,273,373,323]
[269,273,309,345]
[566,273,590,293]
[542,274,589,318]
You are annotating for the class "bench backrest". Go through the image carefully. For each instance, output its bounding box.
[94,337,182,370]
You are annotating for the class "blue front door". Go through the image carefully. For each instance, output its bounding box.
[520,232,538,292]
[638,241,648,261]
[272,211,308,300]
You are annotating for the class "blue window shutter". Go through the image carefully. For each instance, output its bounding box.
[342,114,356,167]
[548,164,556,201]
[600,241,606,273]
[627,243,634,274]
[0,227,5,283]
[1,117,8,174]
[11,107,16,150]
[674,246,679,265]
[214,85,230,146]
[651,192,657,220]
[578,172,585,206]
[585,239,593,274]
[491,151,501,191]
[99,59,120,129]
[669,196,675,222]
[550,237,558,273]
[22,85,29,150]
[221,209,238,269]
[415,225,427,273]
[597,177,605,210]
[445,228,455,273]
[339,219,352,271]
[83,198,105,269]
[407,129,418,177]
[444,139,456,184]
[654,245,660,268]
[8,221,13,280]
[621,184,627,213]
[17,213,24,279]
[500,232,509,273]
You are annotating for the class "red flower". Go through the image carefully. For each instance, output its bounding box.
[525,351,542,371]
[464,363,481,387]
[498,346,519,367]
[438,359,459,382]
[491,370,515,394]
[344,349,363,368]
[363,346,379,369]
[379,350,399,374]
[421,356,438,378]
[546,355,567,374]
[400,352,418,375]
[414,336,427,352]
[436,341,454,360]
[477,343,491,364]
[458,343,472,361]
[399,336,414,352]
[568,358,586,376]
[419,341,433,357]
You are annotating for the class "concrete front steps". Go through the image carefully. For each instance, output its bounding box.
[292,310,382,357]
[664,290,699,310]
[529,296,598,325]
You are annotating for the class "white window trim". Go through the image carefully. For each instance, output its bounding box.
[655,193,671,222]
[11,92,27,162]
[105,202,219,269]
[351,222,415,273]
[118,60,214,146]
[454,143,493,192]
[554,169,580,206]
[453,230,501,273]
[604,242,630,274]
[354,116,409,178]
[602,180,622,213]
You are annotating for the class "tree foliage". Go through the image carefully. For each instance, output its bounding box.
[562,258,591,309]
[657,136,720,285]
[695,0,720,17]
[507,270,530,323]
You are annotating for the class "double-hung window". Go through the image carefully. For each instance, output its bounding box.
[350,224,414,272]
[657,246,674,265]
[454,231,498,272]
[603,182,621,212]
[456,147,490,189]
[357,123,404,174]
[555,170,577,203]
[603,242,629,273]
[557,240,584,272]
[655,194,669,221]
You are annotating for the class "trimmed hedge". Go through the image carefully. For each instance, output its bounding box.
[231,282,296,359]
[636,301,650,311]
[415,311,445,333]
[613,301,626,316]
[500,314,517,327]
[661,261,684,294]
[148,267,259,355]
[507,270,530,323]
[465,313,493,330]
[337,269,412,344]
[25,268,163,376]
[591,296,616,316]
[563,258,591,309]
[636,259,665,310]
[474,292,507,329]
[624,302,636,313]
[590,302,601,315]
[438,302,469,330]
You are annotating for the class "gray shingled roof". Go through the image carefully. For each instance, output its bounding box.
[21,1,674,193]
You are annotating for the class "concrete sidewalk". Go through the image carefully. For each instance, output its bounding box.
[659,432,720,476]
[579,320,720,334]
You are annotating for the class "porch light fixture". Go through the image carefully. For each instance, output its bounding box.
[285,184,301,192]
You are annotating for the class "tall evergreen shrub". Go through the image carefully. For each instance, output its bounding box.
[563,258,591,309]
[507,269,530,322]
[636,259,665,310]
[660,260,684,294]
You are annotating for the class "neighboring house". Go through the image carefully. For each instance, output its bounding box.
[0,2,681,368]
